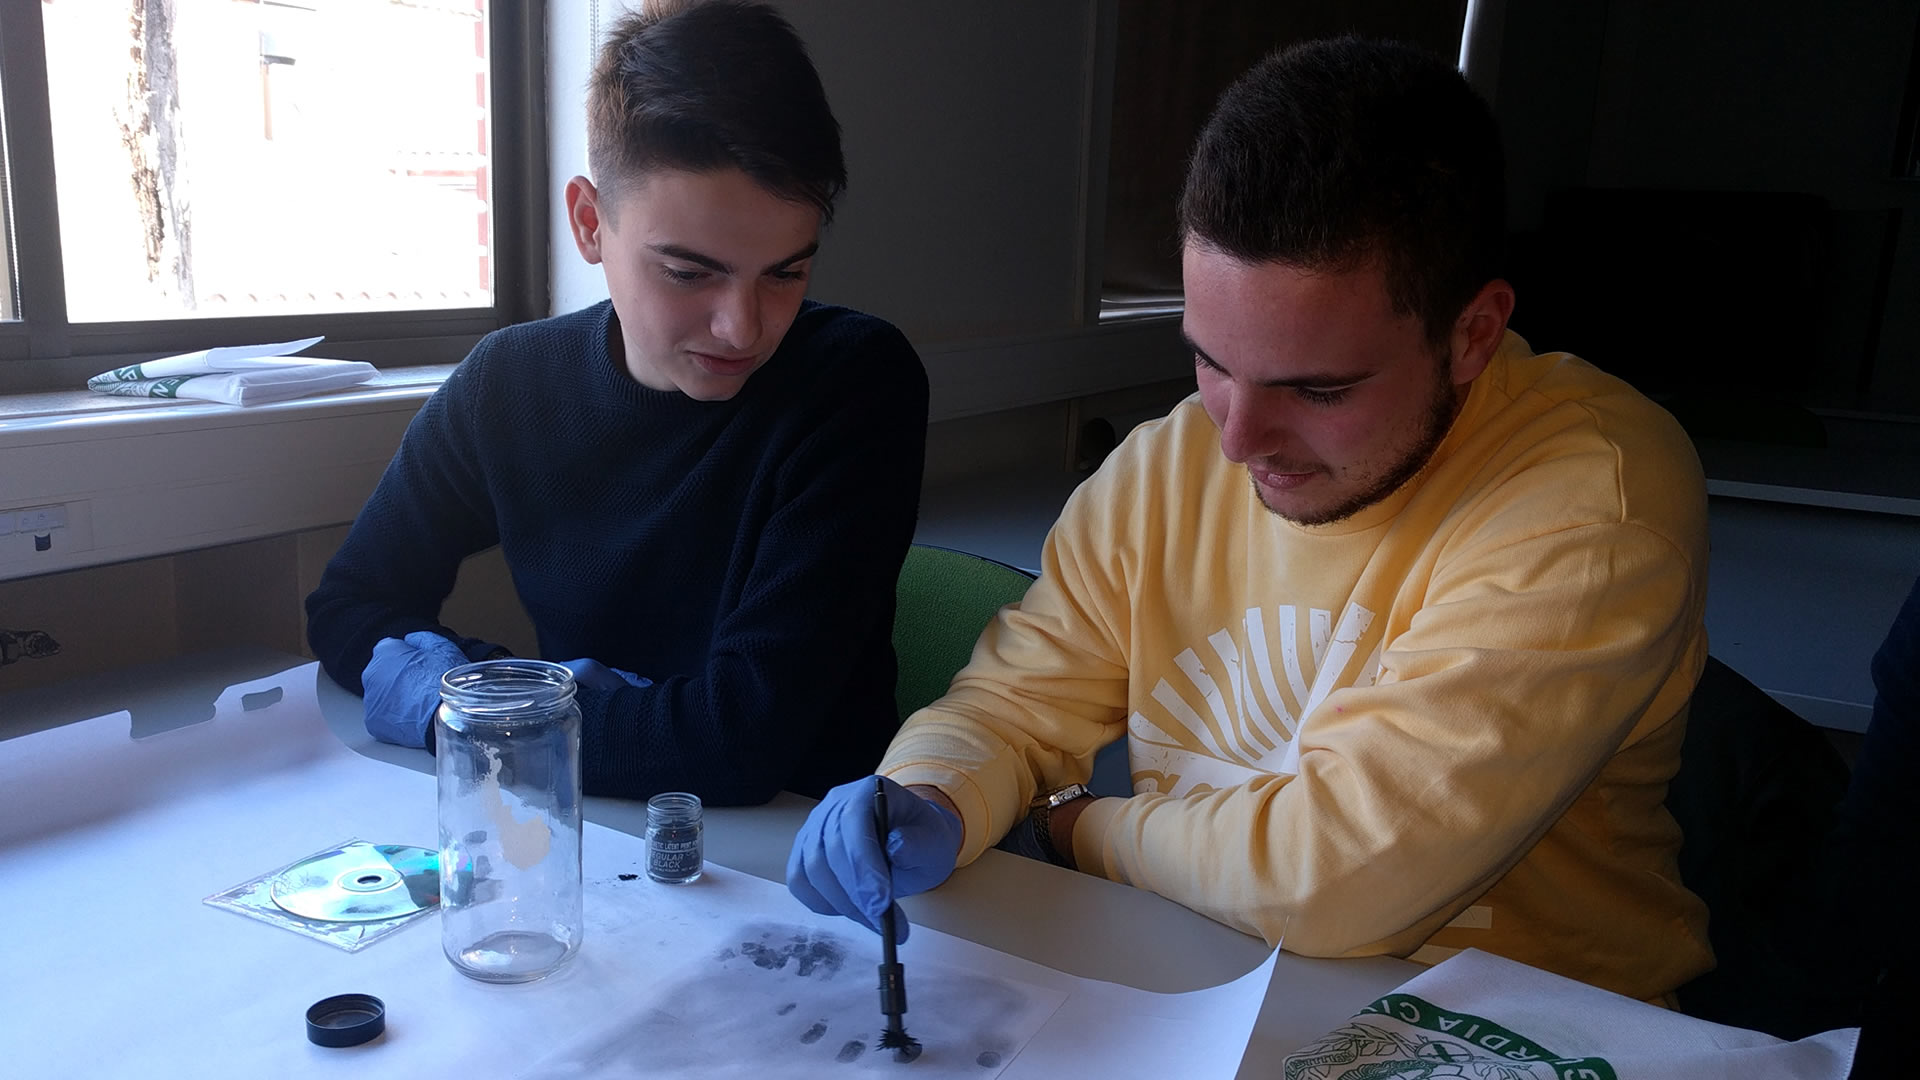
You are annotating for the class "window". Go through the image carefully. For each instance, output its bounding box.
[0,0,546,392]
[0,52,17,323]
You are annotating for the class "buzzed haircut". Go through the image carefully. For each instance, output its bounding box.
[586,0,846,223]
[1180,37,1506,344]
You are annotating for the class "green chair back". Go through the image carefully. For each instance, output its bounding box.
[892,544,1036,721]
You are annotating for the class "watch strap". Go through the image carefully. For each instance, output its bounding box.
[1030,783,1092,867]
[994,814,1058,866]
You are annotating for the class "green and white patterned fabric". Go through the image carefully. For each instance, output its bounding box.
[1283,949,1857,1079]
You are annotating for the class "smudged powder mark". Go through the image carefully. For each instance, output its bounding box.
[795,938,845,977]
[893,1042,923,1064]
[836,1040,865,1062]
[792,943,819,975]
[738,934,846,976]
[800,1021,828,1045]
[717,947,737,961]
[776,1002,797,1016]
[977,1051,1002,1068]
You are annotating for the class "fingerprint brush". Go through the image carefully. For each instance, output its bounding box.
[872,777,923,1063]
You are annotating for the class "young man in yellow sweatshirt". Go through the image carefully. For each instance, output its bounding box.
[788,37,1713,1003]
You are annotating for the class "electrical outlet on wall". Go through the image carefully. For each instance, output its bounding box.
[15,505,69,533]
[0,501,95,573]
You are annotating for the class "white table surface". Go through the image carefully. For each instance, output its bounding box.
[0,647,1417,1075]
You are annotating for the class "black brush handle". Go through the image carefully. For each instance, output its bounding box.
[874,778,908,1020]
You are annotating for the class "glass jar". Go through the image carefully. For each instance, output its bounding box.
[436,659,583,983]
[645,792,704,884]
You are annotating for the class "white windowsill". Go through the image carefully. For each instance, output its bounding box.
[0,367,458,583]
[0,365,456,436]
[0,321,1196,581]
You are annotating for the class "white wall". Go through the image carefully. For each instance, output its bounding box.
[548,1,1151,351]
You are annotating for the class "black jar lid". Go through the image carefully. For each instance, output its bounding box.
[306,993,386,1047]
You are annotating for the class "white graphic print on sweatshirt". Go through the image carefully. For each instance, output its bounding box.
[1128,601,1381,797]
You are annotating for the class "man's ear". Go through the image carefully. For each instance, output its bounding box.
[565,176,606,265]
[1447,278,1517,385]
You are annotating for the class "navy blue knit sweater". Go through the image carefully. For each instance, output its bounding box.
[305,299,928,803]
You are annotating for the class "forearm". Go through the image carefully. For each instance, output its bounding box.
[1077,653,1699,953]
[306,551,497,693]
[307,383,496,690]
[880,524,1133,864]
[906,785,960,824]
[306,582,448,693]
[576,602,899,804]
[578,675,795,805]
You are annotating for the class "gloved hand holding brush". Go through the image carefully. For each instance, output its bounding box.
[786,774,963,943]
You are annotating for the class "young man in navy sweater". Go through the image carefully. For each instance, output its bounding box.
[306,0,928,805]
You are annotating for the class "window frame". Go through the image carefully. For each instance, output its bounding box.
[0,0,549,394]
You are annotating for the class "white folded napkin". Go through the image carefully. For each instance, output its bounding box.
[86,336,377,406]
[1284,949,1857,1079]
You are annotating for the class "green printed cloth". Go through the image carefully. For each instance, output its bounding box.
[87,335,375,406]
[1283,949,1856,1079]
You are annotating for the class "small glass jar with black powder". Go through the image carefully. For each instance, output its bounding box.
[646,792,704,884]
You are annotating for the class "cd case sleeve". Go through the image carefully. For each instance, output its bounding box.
[205,838,438,953]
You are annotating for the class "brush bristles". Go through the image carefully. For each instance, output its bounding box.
[877,1026,922,1062]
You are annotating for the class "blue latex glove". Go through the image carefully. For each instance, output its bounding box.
[558,658,652,692]
[361,631,470,748]
[786,775,963,943]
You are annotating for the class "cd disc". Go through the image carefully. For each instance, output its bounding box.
[270,842,440,923]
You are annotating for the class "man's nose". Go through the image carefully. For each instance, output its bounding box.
[1218,393,1281,464]
[711,284,762,350]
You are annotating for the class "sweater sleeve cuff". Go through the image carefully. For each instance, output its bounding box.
[1070,796,1125,881]
[881,761,999,867]
[452,635,512,663]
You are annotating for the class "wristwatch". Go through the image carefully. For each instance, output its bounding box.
[1030,783,1092,866]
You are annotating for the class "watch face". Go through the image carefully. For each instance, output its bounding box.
[1042,784,1090,809]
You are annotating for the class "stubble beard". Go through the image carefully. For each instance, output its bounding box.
[1257,359,1463,527]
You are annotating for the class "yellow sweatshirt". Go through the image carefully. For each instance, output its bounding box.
[882,332,1713,1002]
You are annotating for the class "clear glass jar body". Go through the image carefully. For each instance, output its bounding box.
[645,792,704,884]
[436,660,583,983]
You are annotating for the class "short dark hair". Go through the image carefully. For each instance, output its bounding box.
[586,0,846,223]
[1179,37,1505,344]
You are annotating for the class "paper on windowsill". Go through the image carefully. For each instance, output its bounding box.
[85,335,378,406]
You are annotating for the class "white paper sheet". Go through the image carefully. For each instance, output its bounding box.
[84,335,378,405]
[93,335,327,379]
[524,916,1068,1079]
[0,661,1274,1078]
[1283,949,1858,1080]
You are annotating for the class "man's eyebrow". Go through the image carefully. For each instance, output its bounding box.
[764,242,818,273]
[650,243,730,274]
[647,241,820,276]
[1181,330,1372,389]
